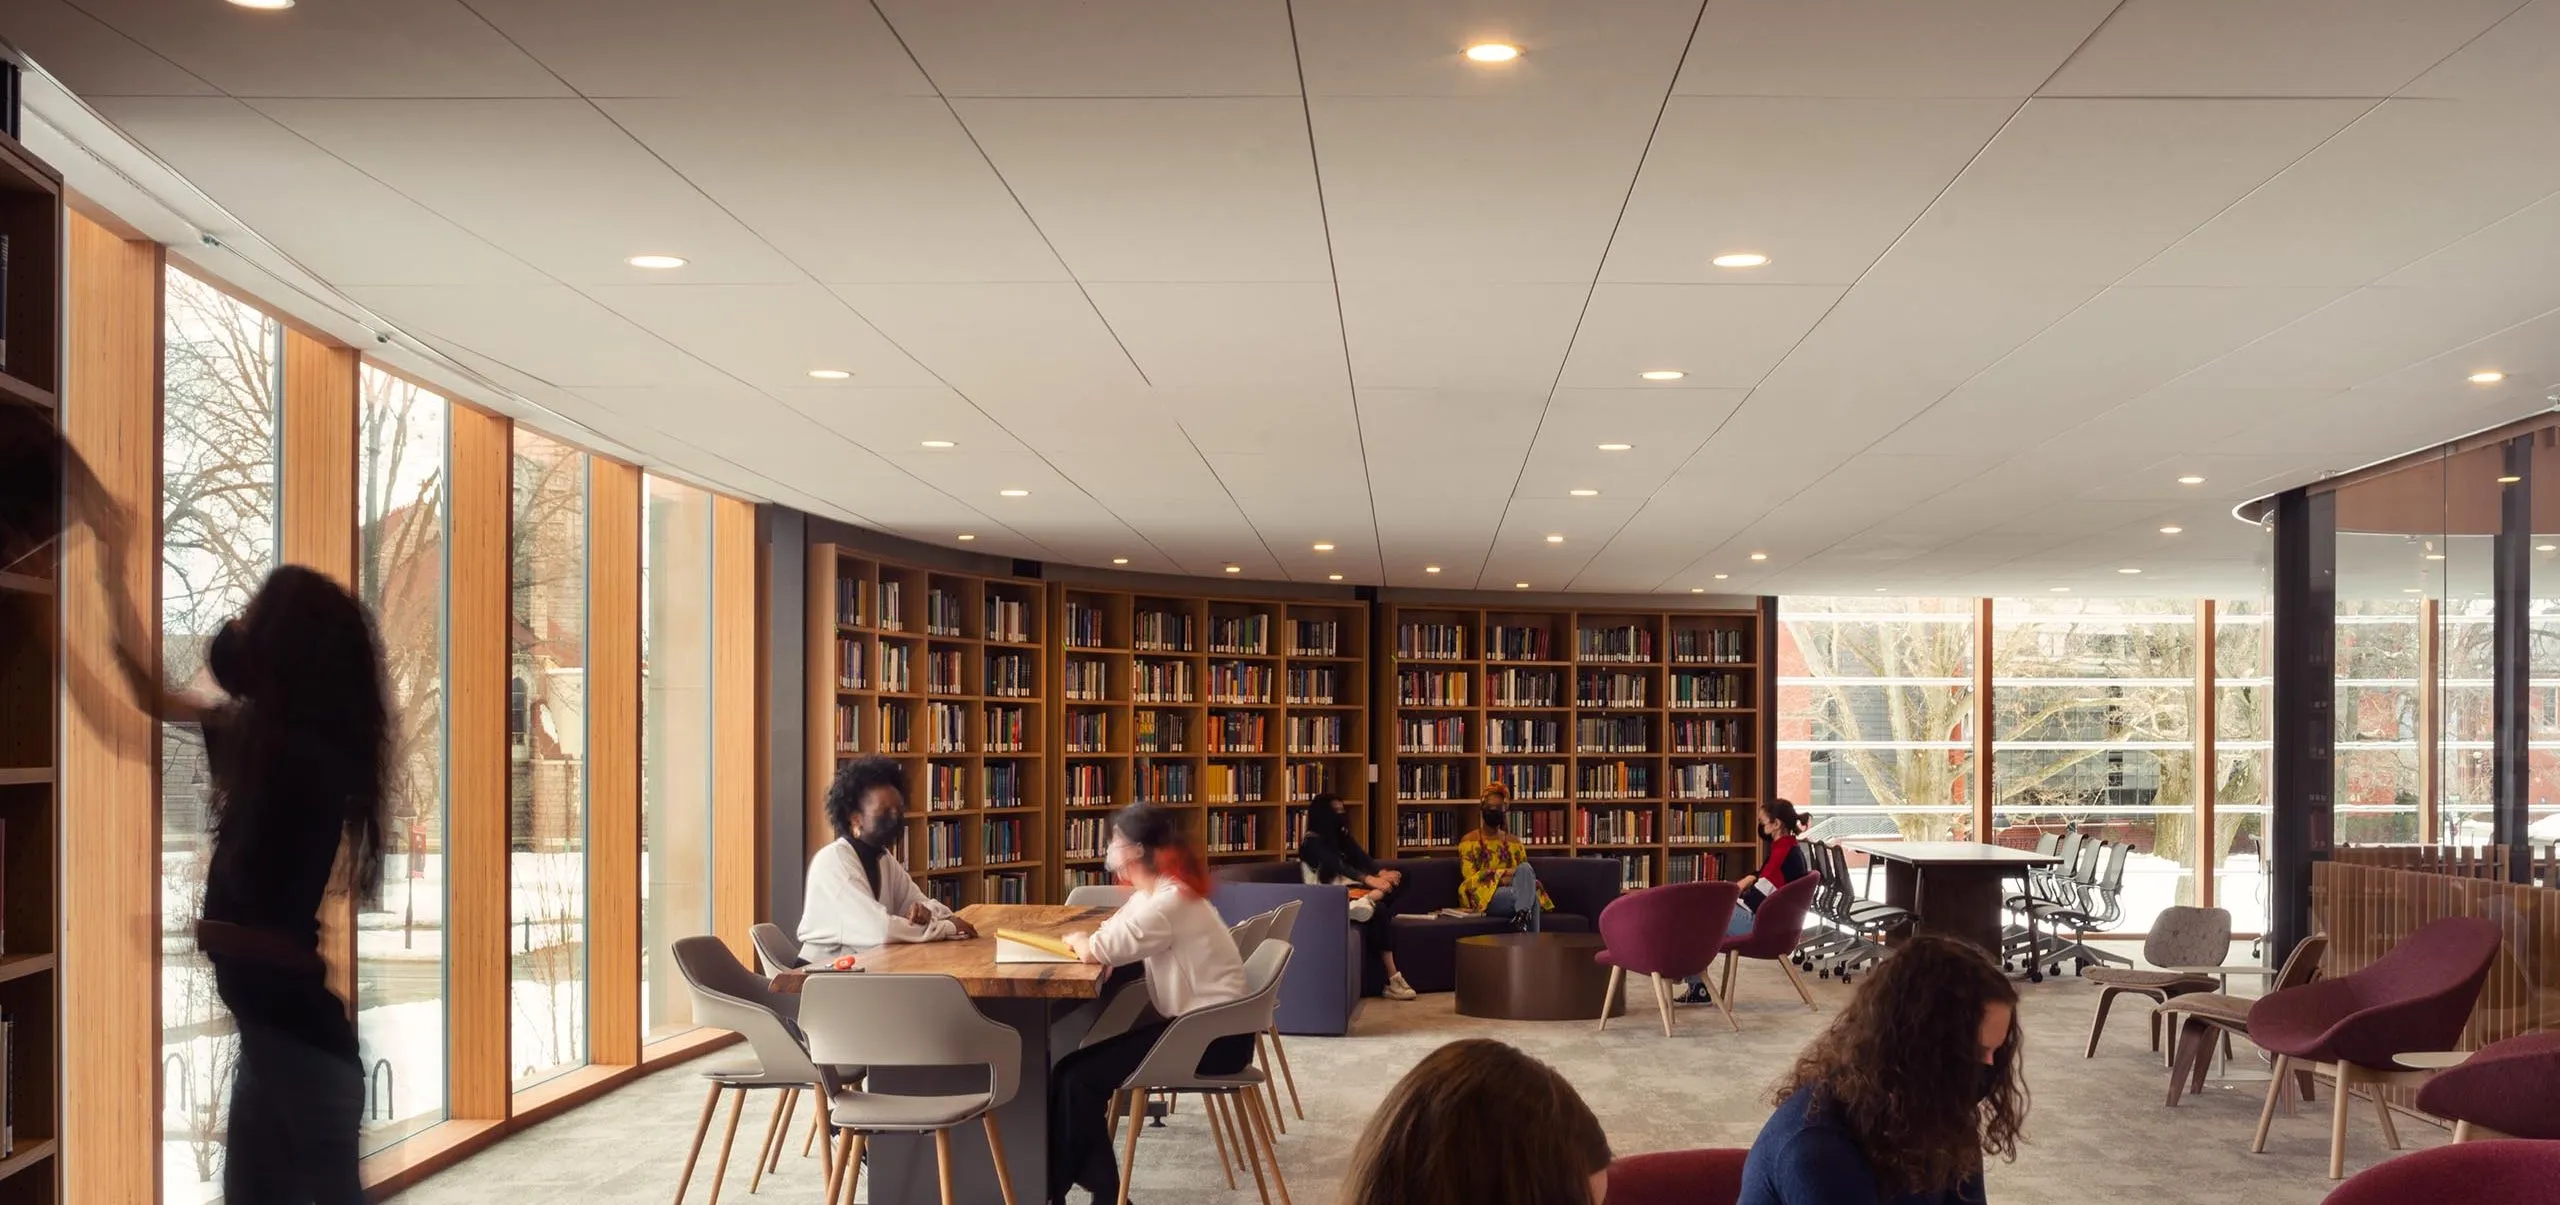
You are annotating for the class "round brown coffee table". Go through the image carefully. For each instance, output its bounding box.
[1455,932,1625,1021]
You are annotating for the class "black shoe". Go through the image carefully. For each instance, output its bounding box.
[1676,981,1713,1005]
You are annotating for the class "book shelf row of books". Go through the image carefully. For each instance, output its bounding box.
[900,815,1040,872]
[981,816,1030,865]
[1203,809,1266,853]
[1064,603,1107,648]
[1136,610,1194,652]
[834,573,1041,643]
[918,762,1033,811]
[906,702,1030,754]
[1390,757,1748,801]
[1670,671,1749,709]
[1389,809,1682,851]
[1206,662,1274,703]
[1673,627,1751,664]
[1209,613,1268,655]
[1068,805,1330,861]
[1393,620,1754,667]
[985,872,1032,904]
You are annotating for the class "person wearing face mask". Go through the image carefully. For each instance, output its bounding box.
[1296,791,1417,999]
[1456,782,1553,930]
[1738,935,2026,1205]
[1680,799,1812,1003]
[1050,804,1254,1205]
[796,756,977,964]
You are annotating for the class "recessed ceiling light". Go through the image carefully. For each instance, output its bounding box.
[1690,587,1705,594]
[956,533,976,542]
[626,254,687,269]
[1312,542,1335,552]
[2050,586,2071,592]
[1597,443,1633,452]
[2406,587,2425,593]
[2177,475,2205,485]
[2426,553,2447,561]
[2498,474,2522,484]
[1545,534,1564,544]
[1514,582,1530,589]
[1569,488,1599,497]
[1464,43,1521,62]
[1224,565,1242,574]
[1749,552,1769,561]
[999,488,1030,497]
[1874,587,1889,592]
[2159,525,2183,534]
[1111,557,1130,565]
[229,0,296,9]
[2469,371,2507,384]
[806,369,852,381]
[1639,370,1687,381]
[920,439,955,449]
[1425,565,1442,574]
[1713,573,1729,580]
[2539,545,2557,553]
[2119,567,2143,574]
[1328,573,1343,581]
[1711,253,1770,269]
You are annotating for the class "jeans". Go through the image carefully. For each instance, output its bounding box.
[223,1017,365,1205]
[1049,1021,1258,1200]
[1680,907,1758,995]
[1485,862,1542,934]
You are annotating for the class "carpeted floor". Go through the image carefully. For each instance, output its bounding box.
[393,958,2446,1204]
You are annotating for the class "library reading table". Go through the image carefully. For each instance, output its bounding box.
[1840,841,2059,955]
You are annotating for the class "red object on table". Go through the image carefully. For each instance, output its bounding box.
[832,955,856,972]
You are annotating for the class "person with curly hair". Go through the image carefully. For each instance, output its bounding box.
[796,755,976,963]
[1340,1038,1614,1205]
[1739,934,2026,1204]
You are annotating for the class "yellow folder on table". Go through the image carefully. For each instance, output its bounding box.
[995,929,1079,964]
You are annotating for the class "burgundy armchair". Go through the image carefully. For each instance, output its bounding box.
[2413,1030,2560,1141]
[1712,873,1822,1023]
[2246,915,2503,1180]
[1595,882,1738,1037]
[2323,1140,2560,1205]
[1605,1148,1747,1205]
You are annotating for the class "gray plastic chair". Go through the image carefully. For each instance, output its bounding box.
[751,922,806,976]
[671,935,838,1205]
[1066,884,1133,908]
[1112,939,1296,1205]
[1257,901,1305,1123]
[799,972,1025,1205]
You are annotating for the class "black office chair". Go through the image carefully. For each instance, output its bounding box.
[2031,840,2134,974]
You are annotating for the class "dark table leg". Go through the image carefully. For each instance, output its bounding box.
[1879,857,1919,912]
[1912,866,2006,953]
[865,996,1056,1203]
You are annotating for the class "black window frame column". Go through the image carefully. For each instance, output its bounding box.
[2494,436,2532,882]
[2269,487,2335,960]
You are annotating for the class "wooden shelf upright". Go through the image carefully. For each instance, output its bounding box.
[1375,602,1769,891]
[0,119,66,1202]
[1049,586,1368,899]
[806,545,1046,909]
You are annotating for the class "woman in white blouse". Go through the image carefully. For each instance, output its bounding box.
[1049,805,1256,1204]
[796,756,976,965]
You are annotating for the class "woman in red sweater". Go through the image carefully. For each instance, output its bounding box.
[1681,798,1810,1004]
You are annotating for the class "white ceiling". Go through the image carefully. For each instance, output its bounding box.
[14,0,2560,597]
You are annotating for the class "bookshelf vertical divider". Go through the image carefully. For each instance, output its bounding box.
[1377,603,1769,891]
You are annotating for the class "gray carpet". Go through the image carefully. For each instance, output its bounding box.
[393,959,2446,1204]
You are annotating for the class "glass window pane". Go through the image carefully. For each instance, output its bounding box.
[1779,599,1980,845]
[159,266,281,1201]
[2336,602,2425,846]
[2213,604,2271,934]
[511,431,589,1086]
[642,475,717,1040]
[356,366,450,1149]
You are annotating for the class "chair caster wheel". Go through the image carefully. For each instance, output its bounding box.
[2028,970,2045,984]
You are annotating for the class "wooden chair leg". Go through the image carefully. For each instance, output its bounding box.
[707,1086,747,1205]
[1710,974,1741,1033]
[673,1081,723,1205]
[934,1129,957,1205]
[823,1129,851,1205]
[1720,952,1737,1003]
[2453,1119,2474,1143]
[1246,1085,1295,1205]
[2372,1082,2401,1150]
[804,1096,826,1159]
[1224,1094,1274,1205]
[2252,1054,2289,1153]
[1266,1029,1304,1120]
[1649,973,1675,1037]
[1202,1091,1238,1188]
[837,1133,866,1205]
[1781,959,1819,1011]
[2328,1062,2354,1181]
[982,1114,1018,1205]
[771,1089,802,1174]
[750,1090,790,1192]
[1255,1041,1286,1135]
[2086,987,2121,1058]
[1118,1088,1146,1205]
[1597,966,1623,1031]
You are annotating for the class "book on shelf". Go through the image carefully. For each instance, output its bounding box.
[983,871,1031,904]
[1206,660,1272,703]
[1134,709,1189,753]
[836,573,866,627]
[985,651,1034,697]
[1396,762,1463,801]
[1063,657,1110,701]
[1399,715,1467,754]
[1285,713,1344,754]
[1285,664,1338,704]
[1573,714,1649,753]
[1486,761,1565,800]
[1283,763,1330,803]
[879,580,905,631]
[1396,668,1471,706]
[985,594,1032,643]
[1576,670,1650,709]
[880,643,912,691]
[927,588,965,636]
[1135,609,1195,652]
[986,761,1024,808]
[1578,806,1658,845]
[1065,709,1111,753]
[1671,670,1746,709]
[1488,624,1553,662]
[1207,710,1269,753]
[1395,621,1467,660]
[2,1008,12,1156]
[1576,624,1655,662]
[1132,658,1196,703]
[1672,626,1749,664]
[1486,716,1557,753]
[928,650,966,694]
[1289,618,1339,657]
[985,705,1028,752]
[982,816,1026,863]
[1064,601,1106,648]
[1208,613,1270,655]
[1488,667,1560,707]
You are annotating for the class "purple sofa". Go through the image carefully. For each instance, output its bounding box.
[1208,877,1361,1037]
[1217,856,1625,998]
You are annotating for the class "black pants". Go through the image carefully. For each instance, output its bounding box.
[223,1017,365,1204]
[1048,1021,1258,1200]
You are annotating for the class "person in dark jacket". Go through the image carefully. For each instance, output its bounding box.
[1738,935,2025,1205]
[1681,798,1813,1003]
[1296,792,1417,999]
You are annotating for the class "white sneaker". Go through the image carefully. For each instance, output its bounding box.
[1347,897,1377,922]
[1384,973,1417,1001]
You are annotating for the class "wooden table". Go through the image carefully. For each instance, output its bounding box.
[1455,933,1625,1022]
[775,904,1110,1204]
[1843,841,2059,956]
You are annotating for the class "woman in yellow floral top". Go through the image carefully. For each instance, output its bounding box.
[1458,783,1555,930]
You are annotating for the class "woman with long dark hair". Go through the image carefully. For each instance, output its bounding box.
[1681,798,1811,1003]
[151,566,391,1204]
[1739,934,2028,1204]
[1296,791,1416,999]
[1050,804,1256,1204]
[1340,1038,1614,1205]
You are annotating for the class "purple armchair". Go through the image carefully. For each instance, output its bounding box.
[1605,1148,1746,1205]
[2413,1031,2560,1141]
[2322,1140,2560,1205]
[1712,873,1822,1023]
[2246,915,2503,1180]
[1595,881,1739,1037]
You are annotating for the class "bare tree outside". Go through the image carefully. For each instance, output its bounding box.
[509,432,589,1083]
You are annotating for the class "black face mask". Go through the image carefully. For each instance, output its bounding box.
[859,810,904,848]
[1479,807,1505,830]
[1977,1061,2003,1102]
[208,618,249,698]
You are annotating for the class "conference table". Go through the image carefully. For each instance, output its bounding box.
[1841,841,2059,964]
[773,903,1109,1204]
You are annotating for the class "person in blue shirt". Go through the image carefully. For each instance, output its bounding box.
[1739,935,2025,1205]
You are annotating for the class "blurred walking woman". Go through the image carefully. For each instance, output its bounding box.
[144,567,390,1204]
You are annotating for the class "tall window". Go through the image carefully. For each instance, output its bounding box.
[158,266,281,1202]
[1776,598,1977,843]
[2215,601,2273,934]
[356,365,449,1148]
[510,431,590,1085]
[2441,598,2496,842]
[641,475,716,1039]
[2335,600,2425,843]
[1990,598,2198,934]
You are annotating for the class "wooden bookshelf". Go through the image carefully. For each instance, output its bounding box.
[805,545,1047,909]
[1049,586,1369,899]
[0,117,63,1203]
[1375,602,1771,892]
